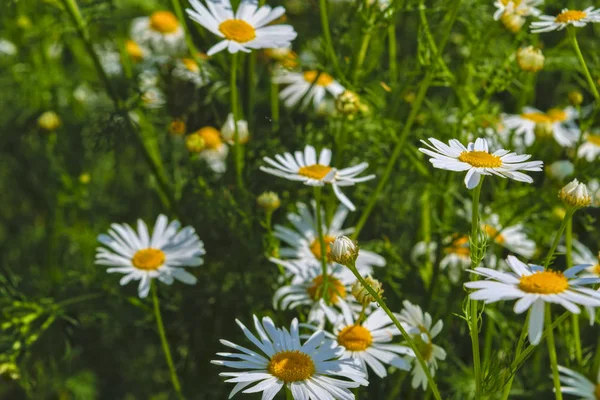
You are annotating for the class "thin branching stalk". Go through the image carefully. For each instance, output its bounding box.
[314,187,330,301]
[568,27,600,102]
[170,0,201,62]
[230,53,244,189]
[319,0,344,79]
[543,209,575,269]
[566,218,583,363]
[545,305,563,400]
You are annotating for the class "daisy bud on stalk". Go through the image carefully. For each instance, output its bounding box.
[568,90,584,106]
[221,113,249,144]
[560,179,592,208]
[331,236,359,266]
[185,134,205,153]
[352,276,384,307]
[257,191,281,212]
[335,90,368,117]
[500,12,526,33]
[517,46,544,72]
[37,111,61,132]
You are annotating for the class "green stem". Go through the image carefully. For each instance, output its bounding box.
[270,73,280,132]
[319,0,344,79]
[351,0,461,239]
[388,23,397,86]
[565,218,582,364]
[469,179,484,397]
[247,53,256,126]
[230,53,244,189]
[545,305,563,400]
[151,283,184,400]
[314,187,330,300]
[55,293,103,308]
[352,11,376,83]
[568,28,600,102]
[170,0,200,60]
[346,261,442,400]
[501,314,530,400]
[421,188,433,288]
[543,209,575,269]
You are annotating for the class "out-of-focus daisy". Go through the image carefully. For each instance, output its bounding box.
[38,111,62,132]
[141,88,166,109]
[95,43,122,76]
[131,11,186,55]
[419,137,543,189]
[531,7,600,33]
[493,0,542,20]
[172,58,210,88]
[212,315,368,399]
[265,47,298,69]
[465,255,600,345]
[589,180,600,207]
[274,202,385,274]
[502,106,580,148]
[272,258,362,327]
[304,308,413,378]
[221,113,249,144]
[578,131,600,162]
[398,301,446,390]
[125,40,147,63]
[569,240,600,277]
[189,127,229,174]
[186,0,297,56]
[274,69,345,109]
[483,214,536,258]
[0,38,17,57]
[95,214,205,298]
[412,235,471,283]
[260,145,375,211]
[557,365,600,399]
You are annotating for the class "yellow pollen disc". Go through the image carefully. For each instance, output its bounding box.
[149,11,180,34]
[218,19,256,43]
[458,151,502,168]
[444,235,470,257]
[518,271,569,294]
[126,40,143,61]
[196,127,222,149]
[267,351,315,382]
[303,71,335,86]
[132,248,165,270]
[182,58,199,73]
[591,264,600,276]
[298,164,333,180]
[484,225,505,244]
[555,10,587,23]
[306,274,346,305]
[587,134,600,146]
[521,112,552,123]
[309,235,336,260]
[546,108,568,122]
[337,324,372,351]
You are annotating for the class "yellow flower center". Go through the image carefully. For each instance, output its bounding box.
[125,40,144,62]
[413,325,433,361]
[555,10,587,23]
[218,19,256,43]
[546,108,568,122]
[309,235,336,260]
[267,350,315,382]
[303,71,335,86]
[337,324,373,351]
[197,127,222,149]
[484,225,505,244]
[132,248,165,270]
[458,151,503,168]
[521,112,552,123]
[306,274,346,305]
[590,264,600,276]
[444,235,470,257]
[149,11,180,34]
[518,271,569,294]
[298,164,333,180]
[587,134,600,146]
[182,58,199,73]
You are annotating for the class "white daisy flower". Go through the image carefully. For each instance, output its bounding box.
[578,131,600,162]
[304,308,413,379]
[274,69,345,109]
[272,258,364,327]
[483,214,536,258]
[95,43,123,77]
[212,315,368,400]
[95,215,205,298]
[141,87,166,109]
[589,179,600,207]
[260,145,375,211]
[465,255,600,345]
[221,113,250,144]
[191,127,229,174]
[186,0,297,56]
[569,240,600,278]
[0,38,17,57]
[172,57,210,88]
[131,11,186,55]
[412,235,471,284]
[397,301,446,390]
[531,7,600,33]
[419,137,544,189]
[557,365,600,399]
[274,202,385,275]
[493,0,542,20]
[502,106,580,148]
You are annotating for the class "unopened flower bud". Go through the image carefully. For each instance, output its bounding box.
[335,90,367,117]
[517,46,544,73]
[560,179,591,208]
[352,276,383,307]
[331,236,359,265]
[221,113,249,144]
[568,91,584,106]
[79,173,91,184]
[500,12,525,33]
[257,191,281,212]
[185,133,205,153]
[169,119,186,136]
[534,121,553,138]
[38,111,61,131]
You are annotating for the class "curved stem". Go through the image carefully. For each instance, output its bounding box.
[568,28,600,101]
[565,218,583,363]
[543,209,574,269]
[170,0,200,61]
[469,179,484,397]
[346,261,442,400]
[545,305,563,400]
[230,53,244,189]
[319,0,344,79]
[314,187,330,300]
[388,23,397,86]
[152,283,184,400]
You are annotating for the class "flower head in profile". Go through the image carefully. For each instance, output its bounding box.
[578,131,600,162]
[260,145,375,211]
[419,137,543,189]
[131,11,186,55]
[560,179,592,209]
[274,69,345,109]
[172,57,210,88]
[483,214,536,259]
[95,215,205,298]
[212,315,368,399]
[186,0,297,56]
[397,301,446,390]
[493,0,542,21]
[502,106,580,148]
[221,113,249,144]
[465,255,600,344]
[188,126,229,174]
[557,365,600,399]
[531,7,600,33]
[331,236,359,266]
